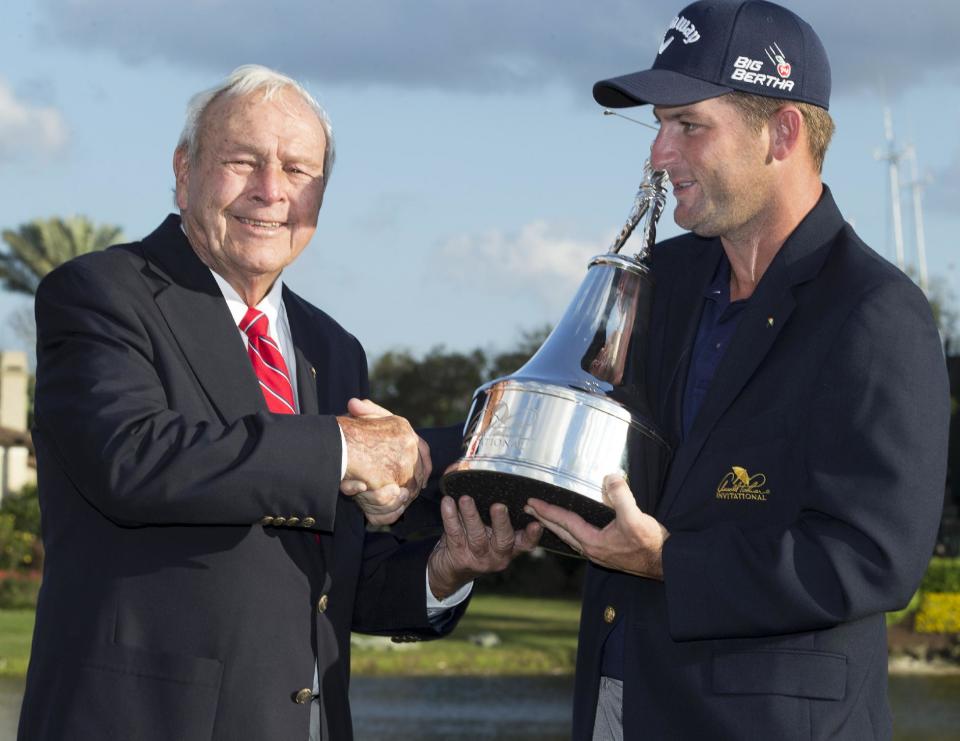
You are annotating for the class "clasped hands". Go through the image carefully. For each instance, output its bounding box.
[337,398,428,526]
[337,398,541,596]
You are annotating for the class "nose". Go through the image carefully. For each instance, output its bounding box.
[251,164,285,204]
[650,128,677,172]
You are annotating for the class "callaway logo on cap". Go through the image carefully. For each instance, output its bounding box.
[593,0,831,109]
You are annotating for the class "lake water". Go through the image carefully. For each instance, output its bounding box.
[2,674,958,739]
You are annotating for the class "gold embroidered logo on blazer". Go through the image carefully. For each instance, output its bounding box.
[716,466,770,502]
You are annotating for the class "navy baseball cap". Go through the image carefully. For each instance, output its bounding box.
[593,0,831,110]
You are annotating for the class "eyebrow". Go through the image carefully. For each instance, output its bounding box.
[220,141,324,168]
[653,106,699,122]
[219,141,264,157]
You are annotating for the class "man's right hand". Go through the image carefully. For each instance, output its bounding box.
[337,399,421,490]
[337,398,426,525]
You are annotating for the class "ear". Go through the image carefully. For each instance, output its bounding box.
[173,147,190,211]
[768,106,803,162]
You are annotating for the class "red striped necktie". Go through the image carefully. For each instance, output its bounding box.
[240,307,296,414]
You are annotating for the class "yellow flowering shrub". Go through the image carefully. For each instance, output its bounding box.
[914,592,960,634]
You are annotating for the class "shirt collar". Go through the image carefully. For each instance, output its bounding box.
[209,269,286,331]
[703,253,730,303]
[702,253,753,320]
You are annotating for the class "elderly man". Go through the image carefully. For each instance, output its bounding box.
[525,2,950,739]
[19,65,539,741]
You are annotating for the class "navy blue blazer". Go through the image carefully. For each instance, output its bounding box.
[573,188,950,740]
[19,216,460,741]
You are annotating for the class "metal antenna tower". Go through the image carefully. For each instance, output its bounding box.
[903,144,931,293]
[874,107,906,271]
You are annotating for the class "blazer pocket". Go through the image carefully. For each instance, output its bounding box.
[712,648,846,700]
[65,643,223,741]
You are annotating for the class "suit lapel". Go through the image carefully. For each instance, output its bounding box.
[283,287,332,415]
[293,346,320,416]
[140,216,267,422]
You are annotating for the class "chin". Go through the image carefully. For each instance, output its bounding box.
[674,214,700,234]
[689,223,722,238]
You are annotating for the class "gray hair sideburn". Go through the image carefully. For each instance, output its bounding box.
[176,64,336,186]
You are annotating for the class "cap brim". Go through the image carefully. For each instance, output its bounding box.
[593,69,732,108]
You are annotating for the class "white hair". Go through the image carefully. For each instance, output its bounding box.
[176,64,336,185]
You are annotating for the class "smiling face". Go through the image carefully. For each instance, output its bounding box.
[650,96,775,242]
[174,88,327,304]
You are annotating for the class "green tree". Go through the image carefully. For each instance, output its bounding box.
[486,324,552,379]
[928,277,960,354]
[0,216,123,296]
[367,327,553,429]
[369,346,487,428]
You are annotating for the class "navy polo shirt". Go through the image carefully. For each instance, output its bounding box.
[681,255,751,440]
[599,253,749,681]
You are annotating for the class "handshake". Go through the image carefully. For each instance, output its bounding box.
[337,398,542,600]
[336,398,430,526]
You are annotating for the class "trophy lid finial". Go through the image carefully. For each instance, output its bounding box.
[608,160,669,259]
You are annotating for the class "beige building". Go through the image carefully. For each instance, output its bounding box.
[0,350,34,503]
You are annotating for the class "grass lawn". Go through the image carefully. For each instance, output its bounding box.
[0,610,34,678]
[0,594,582,680]
[351,593,581,676]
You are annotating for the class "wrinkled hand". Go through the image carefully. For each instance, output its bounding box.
[524,473,670,579]
[338,398,432,526]
[340,481,413,527]
[427,495,542,600]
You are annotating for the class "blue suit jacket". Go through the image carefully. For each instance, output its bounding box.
[573,187,949,740]
[19,216,461,741]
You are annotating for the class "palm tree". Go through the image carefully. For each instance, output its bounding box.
[0,216,123,296]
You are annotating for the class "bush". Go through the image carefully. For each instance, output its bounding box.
[0,486,42,573]
[886,590,922,627]
[1,484,40,535]
[920,557,960,592]
[0,570,41,609]
[886,557,960,627]
[914,592,960,634]
[0,514,38,570]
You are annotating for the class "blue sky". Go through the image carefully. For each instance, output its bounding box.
[3,0,959,363]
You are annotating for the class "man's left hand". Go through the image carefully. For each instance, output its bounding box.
[524,473,670,580]
[427,496,542,600]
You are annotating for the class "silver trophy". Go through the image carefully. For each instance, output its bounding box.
[441,161,672,556]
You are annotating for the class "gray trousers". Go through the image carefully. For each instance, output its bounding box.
[592,676,624,741]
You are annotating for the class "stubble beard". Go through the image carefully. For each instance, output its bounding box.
[674,180,735,238]
[675,168,769,241]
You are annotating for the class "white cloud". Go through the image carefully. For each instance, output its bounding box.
[0,78,68,161]
[434,221,607,312]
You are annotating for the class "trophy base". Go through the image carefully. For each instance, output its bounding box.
[441,469,615,558]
